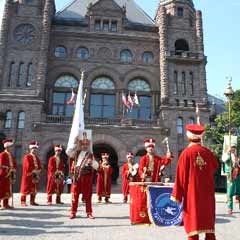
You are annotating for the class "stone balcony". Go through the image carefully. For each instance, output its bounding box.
[165,50,206,62]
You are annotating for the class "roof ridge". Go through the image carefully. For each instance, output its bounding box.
[56,0,79,16]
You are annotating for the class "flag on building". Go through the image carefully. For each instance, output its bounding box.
[66,88,76,105]
[122,92,130,109]
[128,92,134,110]
[196,103,200,125]
[66,72,85,157]
[134,92,140,106]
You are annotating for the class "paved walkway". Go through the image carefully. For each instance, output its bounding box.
[0,193,239,240]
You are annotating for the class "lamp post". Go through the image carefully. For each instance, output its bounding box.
[224,77,234,181]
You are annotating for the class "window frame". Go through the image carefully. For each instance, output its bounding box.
[54,46,67,58]
[17,111,25,129]
[4,111,12,129]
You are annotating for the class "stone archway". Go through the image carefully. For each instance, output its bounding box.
[93,143,119,184]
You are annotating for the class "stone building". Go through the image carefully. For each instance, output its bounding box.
[0,0,210,189]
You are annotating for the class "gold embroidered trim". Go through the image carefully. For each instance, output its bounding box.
[194,152,206,170]
[188,229,215,237]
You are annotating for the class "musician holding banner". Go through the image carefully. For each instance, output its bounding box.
[139,138,172,182]
[121,152,139,203]
[20,141,42,206]
[68,131,99,219]
[222,136,240,214]
[46,144,65,205]
[0,139,17,209]
[171,124,219,240]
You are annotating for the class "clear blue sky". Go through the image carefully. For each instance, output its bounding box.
[0,0,239,99]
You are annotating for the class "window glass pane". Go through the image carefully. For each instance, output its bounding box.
[111,21,117,32]
[142,52,154,64]
[140,96,151,106]
[55,75,78,88]
[140,108,151,120]
[126,108,138,119]
[53,93,65,103]
[90,94,102,105]
[4,111,12,129]
[120,50,133,63]
[103,20,109,31]
[103,95,115,106]
[17,63,24,87]
[55,46,67,58]
[26,63,33,87]
[128,79,151,92]
[8,62,15,87]
[95,20,101,31]
[17,112,25,129]
[91,77,115,90]
[177,7,184,17]
[90,106,102,118]
[77,47,89,59]
[65,105,74,117]
[103,106,115,118]
[177,118,183,134]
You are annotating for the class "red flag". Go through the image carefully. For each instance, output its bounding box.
[67,89,76,105]
[128,92,134,109]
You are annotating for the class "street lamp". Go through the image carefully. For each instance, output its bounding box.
[224,77,234,181]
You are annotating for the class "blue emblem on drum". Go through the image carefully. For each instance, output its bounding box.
[148,186,182,226]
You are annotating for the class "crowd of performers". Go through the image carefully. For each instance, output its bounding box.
[0,124,240,240]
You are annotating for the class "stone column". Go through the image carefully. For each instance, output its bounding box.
[156,6,169,105]
[36,0,54,97]
[0,0,12,88]
[196,10,204,53]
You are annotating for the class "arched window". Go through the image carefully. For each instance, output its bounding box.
[17,62,24,87]
[120,49,133,63]
[189,72,194,96]
[177,117,183,135]
[142,52,154,64]
[91,76,115,90]
[90,77,115,119]
[174,71,178,94]
[17,111,25,129]
[26,63,33,87]
[54,46,67,58]
[182,71,186,95]
[128,79,151,92]
[77,47,89,60]
[127,79,152,121]
[188,117,195,124]
[4,111,12,129]
[8,62,15,87]
[175,39,189,54]
[52,75,78,117]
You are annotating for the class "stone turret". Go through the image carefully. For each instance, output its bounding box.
[196,10,204,53]
[156,5,169,105]
[36,0,55,97]
[0,0,12,87]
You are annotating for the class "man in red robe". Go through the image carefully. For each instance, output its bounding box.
[171,124,219,240]
[0,139,17,209]
[122,152,139,203]
[20,141,42,206]
[68,136,99,219]
[138,138,172,182]
[96,153,113,203]
[46,144,65,205]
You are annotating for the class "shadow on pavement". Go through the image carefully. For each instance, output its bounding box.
[0,212,64,219]
[215,217,231,223]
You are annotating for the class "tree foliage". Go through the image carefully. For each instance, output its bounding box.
[204,89,240,159]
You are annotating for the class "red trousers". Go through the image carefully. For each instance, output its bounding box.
[188,233,216,240]
[71,190,92,214]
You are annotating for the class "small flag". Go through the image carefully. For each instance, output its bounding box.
[128,92,134,110]
[67,89,76,105]
[134,92,139,106]
[122,92,130,109]
[196,103,200,125]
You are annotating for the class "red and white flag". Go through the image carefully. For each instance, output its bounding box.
[122,93,130,109]
[128,92,134,109]
[67,89,76,105]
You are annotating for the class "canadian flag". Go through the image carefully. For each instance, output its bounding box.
[128,92,134,109]
[67,89,76,105]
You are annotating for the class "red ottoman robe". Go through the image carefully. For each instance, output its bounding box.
[0,151,17,200]
[138,154,171,182]
[96,163,113,197]
[46,156,65,195]
[20,153,42,195]
[171,144,219,236]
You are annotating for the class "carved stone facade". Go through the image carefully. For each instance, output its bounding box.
[0,0,209,189]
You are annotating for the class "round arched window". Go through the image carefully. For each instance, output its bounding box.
[91,76,115,90]
[77,47,89,60]
[142,52,154,64]
[54,46,67,58]
[128,79,151,92]
[120,49,133,63]
[54,75,78,88]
